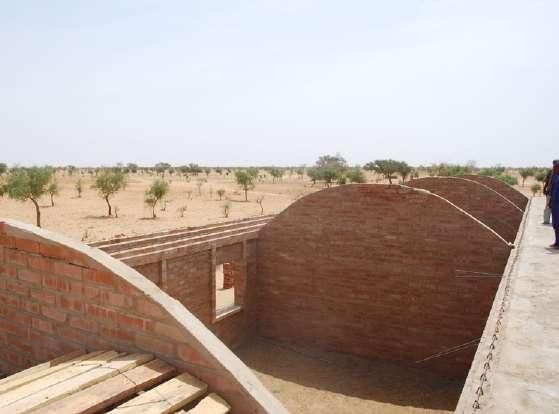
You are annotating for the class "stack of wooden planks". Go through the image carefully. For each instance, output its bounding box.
[0,350,231,414]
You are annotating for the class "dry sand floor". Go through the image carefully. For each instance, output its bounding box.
[235,337,463,414]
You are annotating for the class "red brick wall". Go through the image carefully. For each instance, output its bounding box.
[256,184,512,377]
[462,175,528,210]
[0,219,286,414]
[130,240,257,348]
[407,177,522,243]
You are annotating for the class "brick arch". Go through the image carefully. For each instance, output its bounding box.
[256,184,512,377]
[462,175,528,210]
[407,177,522,243]
[0,219,287,414]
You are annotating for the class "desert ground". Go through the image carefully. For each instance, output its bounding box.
[0,169,534,244]
[0,170,317,243]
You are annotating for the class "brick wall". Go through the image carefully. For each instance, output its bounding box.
[256,184,512,377]
[128,239,257,348]
[462,175,528,210]
[0,219,286,414]
[407,177,522,243]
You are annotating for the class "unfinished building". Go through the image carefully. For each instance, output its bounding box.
[0,176,536,413]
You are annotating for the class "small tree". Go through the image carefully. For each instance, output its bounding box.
[6,167,53,227]
[397,162,412,183]
[196,178,206,196]
[530,183,542,196]
[222,201,231,218]
[518,168,534,187]
[47,181,59,207]
[346,168,366,183]
[270,168,284,183]
[235,170,256,201]
[364,160,402,184]
[92,169,127,216]
[217,189,226,200]
[75,178,83,198]
[155,162,171,179]
[256,195,264,215]
[535,170,548,183]
[321,166,340,187]
[145,179,169,219]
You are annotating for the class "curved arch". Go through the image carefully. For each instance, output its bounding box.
[407,177,523,243]
[0,218,287,414]
[256,184,511,377]
[462,175,528,210]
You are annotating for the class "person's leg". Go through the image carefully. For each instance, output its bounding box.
[553,209,559,246]
[544,195,551,224]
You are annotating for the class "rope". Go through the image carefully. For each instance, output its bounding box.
[415,338,480,363]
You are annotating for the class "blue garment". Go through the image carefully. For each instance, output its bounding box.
[551,174,559,245]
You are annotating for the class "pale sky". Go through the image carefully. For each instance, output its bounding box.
[1,0,558,167]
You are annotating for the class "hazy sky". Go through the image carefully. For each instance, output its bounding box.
[1,1,558,167]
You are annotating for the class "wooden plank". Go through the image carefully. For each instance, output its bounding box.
[0,351,104,396]
[0,351,83,389]
[0,351,121,409]
[187,393,231,414]
[4,353,152,413]
[108,372,207,414]
[31,359,174,414]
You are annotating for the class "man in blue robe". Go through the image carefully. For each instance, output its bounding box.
[549,161,559,249]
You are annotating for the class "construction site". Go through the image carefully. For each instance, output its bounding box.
[0,177,557,413]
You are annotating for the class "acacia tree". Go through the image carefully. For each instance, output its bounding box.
[92,169,127,216]
[346,168,366,183]
[75,178,83,198]
[235,170,256,201]
[364,159,402,184]
[397,162,412,183]
[155,162,171,179]
[47,180,59,206]
[6,167,53,227]
[145,179,169,219]
[269,168,284,183]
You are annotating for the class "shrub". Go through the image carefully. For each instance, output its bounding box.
[0,163,7,175]
[92,169,127,216]
[217,189,226,200]
[222,201,231,218]
[535,169,548,183]
[196,178,206,196]
[346,168,366,183]
[75,178,83,198]
[495,173,518,186]
[6,166,53,227]
[256,195,265,215]
[144,179,169,218]
[270,168,284,183]
[336,175,347,185]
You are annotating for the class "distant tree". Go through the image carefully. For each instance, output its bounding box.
[295,167,305,180]
[235,170,256,201]
[518,168,534,187]
[479,166,506,177]
[256,195,265,215]
[66,165,76,176]
[145,179,169,219]
[530,183,542,196]
[321,166,340,187]
[316,154,348,170]
[188,163,202,176]
[307,167,321,185]
[75,178,83,198]
[535,169,548,183]
[0,163,7,175]
[336,175,347,185]
[6,167,53,227]
[217,189,226,200]
[92,169,127,216]
[155,162,171,178]
[345,168,366,183]
[364,160,402,184]
[215,167,223,175]
[196,178,206,196]
[204,167,212,177]
[47,180,59,206]
[397,162,412,183]
[178,205,187,218]
[270,168,284,183]
[494,173,518,186]
[127,163,138,173]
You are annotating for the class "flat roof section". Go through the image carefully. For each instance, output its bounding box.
[456,196,559,413]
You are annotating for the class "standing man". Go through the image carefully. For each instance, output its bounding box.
[549,161,559,249]
[543,160,559,224]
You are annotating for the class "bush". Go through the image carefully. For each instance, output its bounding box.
[235,170,256,201]
[494,173,518,186]
[92,169,127,216]
[346,168,366,183]
[217,189,226,200]
[47,180,59,206]
[518,168,534,187]
[75,178,83,198]
[145,179,170,218]
[6,166,53,227]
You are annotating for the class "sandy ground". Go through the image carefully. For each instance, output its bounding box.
[0,169,533,244]
[236,337,463,414]
[0,171,318,243]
